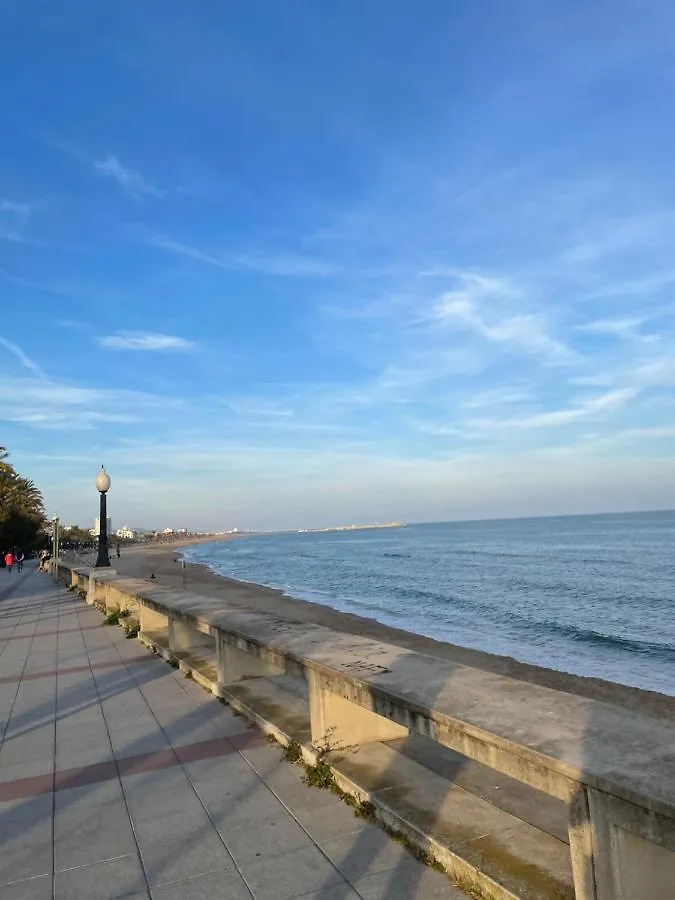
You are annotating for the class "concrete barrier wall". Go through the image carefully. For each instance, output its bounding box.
[57,564,675,900]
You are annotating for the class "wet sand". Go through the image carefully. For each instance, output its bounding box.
[110,539,675,722]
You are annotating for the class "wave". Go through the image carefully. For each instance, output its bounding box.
[526,617,675,658]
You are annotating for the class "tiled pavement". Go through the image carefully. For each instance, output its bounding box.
[0,570,467,900]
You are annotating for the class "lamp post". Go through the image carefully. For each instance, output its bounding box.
[95,466,112,568]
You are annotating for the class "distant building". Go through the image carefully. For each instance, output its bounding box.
[116,524,135,540]
[93,517,112,536]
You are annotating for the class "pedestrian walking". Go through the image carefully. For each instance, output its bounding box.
[16,551,24,573]
[4,551,15,573]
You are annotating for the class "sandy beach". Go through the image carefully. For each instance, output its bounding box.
[108,538,675,722]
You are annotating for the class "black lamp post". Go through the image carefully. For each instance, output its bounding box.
[95,466,112,568]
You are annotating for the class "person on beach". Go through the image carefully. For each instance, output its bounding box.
[4,551,15,573]
[16,551,24,573]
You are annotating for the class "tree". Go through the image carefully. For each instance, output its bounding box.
[60,525,95,548]
[0,448,46,553]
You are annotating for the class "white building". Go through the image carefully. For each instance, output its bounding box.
[116,524,135,540]
[93,517,112,536]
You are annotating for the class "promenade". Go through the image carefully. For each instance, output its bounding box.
[0,569,467,900]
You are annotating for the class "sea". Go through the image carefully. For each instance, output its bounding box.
[183,511,675,696]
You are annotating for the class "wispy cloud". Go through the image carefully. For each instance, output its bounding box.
[434,272,571,360]
[98,332,196,352]
[232,253,336,277]
[470,387,639,431]
[563,211,675,264]
[144,234,228,268]
[144,233,334,277]
[0,374,182,431]
[0,198,30,216]
[0,336,48,381]
[94,156,165,199]
[574,317,656,342]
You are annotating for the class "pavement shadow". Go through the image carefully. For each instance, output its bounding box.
[0,573,267,896]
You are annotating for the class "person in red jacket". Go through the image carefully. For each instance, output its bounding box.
[4,551,15,573]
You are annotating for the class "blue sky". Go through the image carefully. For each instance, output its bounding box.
[2,1,675,530]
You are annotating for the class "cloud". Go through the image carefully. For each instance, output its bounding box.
[231,253,336,277]
[98,332,196,352]
[0,336,48,381]
[0,374,183,431]
[144,233,334,277]
[434,273,571,360]
[470,387,639,431]
[0,198,30,216]
[94,156,165,199]
[574,317,656,342]
[144,234,229,268]
[563,211,675,264]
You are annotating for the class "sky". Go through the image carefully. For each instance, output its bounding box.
[2,0,675,531]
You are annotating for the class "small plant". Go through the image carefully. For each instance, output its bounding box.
[283,740,303,764]
[184,670,193,679]
[303,759,336,790]
[124,624,140,639]
[104,611,120,626]
[119,609,131,619]
[301,727,354,793]
[167,657,179,669]
[355,800,376,820]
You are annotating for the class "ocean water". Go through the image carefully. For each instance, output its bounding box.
[184,511,675,695]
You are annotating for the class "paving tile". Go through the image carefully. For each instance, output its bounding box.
[54,854,147,900]
[353,857,467,899]
[0,815,52,884]
[55,743,114,769]
[320,825,411,882]
[0,759,54,783]
[54,800,136,870]
[237,845,344,900]
[164,721,225,747]
[293,798,364,843]
[292,885,361,900]
[54,777,124,812]
[150,867,252,899]
[200,781,287,828]
[204,711,253,739]
[221,811,314,863]
[0,791,54,823]
[53,759,118,792]
[269,778,330,813]
[134,808,234,887]
[0,874,53,899]
[110,726,171,757]
[126,783,205,824]
[121,766,192,801]
[182,751,254,785]
[239,745,305,786]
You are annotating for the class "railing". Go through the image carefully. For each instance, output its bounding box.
[58,563,675,900]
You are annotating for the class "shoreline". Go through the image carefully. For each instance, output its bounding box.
[114,540,675,722]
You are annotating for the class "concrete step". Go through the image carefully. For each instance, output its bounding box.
[215,671,573,900]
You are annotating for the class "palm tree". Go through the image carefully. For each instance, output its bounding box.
[0,448,46,551]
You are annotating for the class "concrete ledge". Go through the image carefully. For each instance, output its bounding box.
[60,563,675,900]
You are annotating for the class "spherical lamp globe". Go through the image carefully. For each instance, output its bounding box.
[95,466,111,494]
